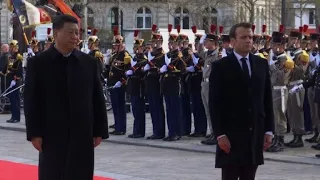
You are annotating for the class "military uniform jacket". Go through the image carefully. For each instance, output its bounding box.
[198,45,219,80]
[6,52,23,81]
[161,49,186,96]
[304,66,320,102]
[89,49,104,76]
[185,50,203,93]
[127,53,148,96]
[145,48,165,94]
[108,50,131,86]
[270,63,288,111]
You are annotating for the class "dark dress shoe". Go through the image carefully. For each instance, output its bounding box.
[316,154,320,158]
[6,119,13,123]
[163,136,181,141]
[201,137,217,145]
[188,133,206,137]
[128,134,144,138]
[311,143,320,150]
[11,120,20,123]
[110,131,125,135]
[146,135,165,140]
[205,134,214,138]
[109,124,115,128]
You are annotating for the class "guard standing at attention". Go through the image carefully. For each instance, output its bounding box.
[127,30,148,138]
[143,24,166,140]
[6,40,23,123]
[160,33,186,141]
[87,28,104,79]
[198,25,219,145]
[185,25,207,137]
[108,26,132,135]
[44,28,54,50]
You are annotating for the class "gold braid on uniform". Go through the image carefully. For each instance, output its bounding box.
[170,51,186,72]
[94,50,104,62]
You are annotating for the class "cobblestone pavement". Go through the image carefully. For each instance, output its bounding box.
[0,111,320,166]
[0,130,319,180]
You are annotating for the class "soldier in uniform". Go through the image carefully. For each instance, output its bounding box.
[87,28,104,78]
[29,30,40,55]
[286,30,309,147]
[178,33,193,136]
[44,28,54,51]
[305,33,320,143]
[197,25,219,145]
[6,40,23,123]
[267,31,292,152]
[108,27,132,135]
[126,30,148,138]
[220,34,232,58]
[160,33,186,141]
[185,26,207,137]
[143,24,166,139]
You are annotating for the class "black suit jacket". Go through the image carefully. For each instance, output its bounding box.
[209,53,274,168]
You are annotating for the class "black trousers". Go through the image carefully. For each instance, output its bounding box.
[222,165,258,180]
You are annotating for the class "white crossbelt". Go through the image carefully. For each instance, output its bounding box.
[273,86,287,113]
[289,80,303,107]
[203,78,209,82]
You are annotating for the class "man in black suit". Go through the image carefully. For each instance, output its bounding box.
[24,15,109,180]
[209,22,274,180]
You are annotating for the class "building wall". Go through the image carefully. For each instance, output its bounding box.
[0,1,13,44]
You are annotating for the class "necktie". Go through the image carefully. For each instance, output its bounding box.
[240,57,250,78]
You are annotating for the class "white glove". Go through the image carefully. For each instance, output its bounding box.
[147,51,154,61]
[186,66,195,72]
[10,80,16,88]
[27,47,35,56]
[126,70,133,76]
[160,65,167,73]
[113,81,122,88]
[289,84,303,94]
[199,34,207,44]
[143,64,150,71]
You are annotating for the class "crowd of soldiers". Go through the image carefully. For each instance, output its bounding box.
[5,22,320,155]
[87,23,320,154]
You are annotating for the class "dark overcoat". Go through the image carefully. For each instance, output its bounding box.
[24,46,109,180]
[209,53,274,168]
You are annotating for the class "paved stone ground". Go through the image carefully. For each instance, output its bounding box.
[0,111,320,166]
[0,130,320,180]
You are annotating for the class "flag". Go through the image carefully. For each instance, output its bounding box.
[38,8,51,24]
[11,0,40,27]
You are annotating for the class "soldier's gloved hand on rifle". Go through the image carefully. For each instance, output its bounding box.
[27,47,35,56]
[143,64,150,71]
[125,70,133,76]
[199,34,207,44]
[289,84,304,94]
[186,66,195,72]
[160,65,167,73]
[9,80,16,88]
[113,81,122,88]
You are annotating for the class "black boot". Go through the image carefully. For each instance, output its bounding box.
[201,135,217,145]
[305,128,319,143]
[311,143,320,150]
[288,135,304,148]
[284,135,295,147]
[270,136,285,152]
[266,135,279,152]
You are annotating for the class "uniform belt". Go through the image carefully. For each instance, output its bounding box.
[273,86,287,90]
[273,86,287,113]
[289,80,303,86]
[202,78,209,82]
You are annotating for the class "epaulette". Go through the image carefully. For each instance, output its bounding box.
[16,53,23,61]
[94,50,104,58]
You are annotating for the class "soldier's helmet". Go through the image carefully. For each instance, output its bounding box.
[88,28,99,43]
[133,30,145,47]
[45,28,54,43]
[112,26,124,45]
[9,40,19,48]
[191,26,203,43]
[29,30,39,45]
[150,24,163,42]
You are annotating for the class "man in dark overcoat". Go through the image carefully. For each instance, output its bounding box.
[24,15,109,180]
[209,22,274,180]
